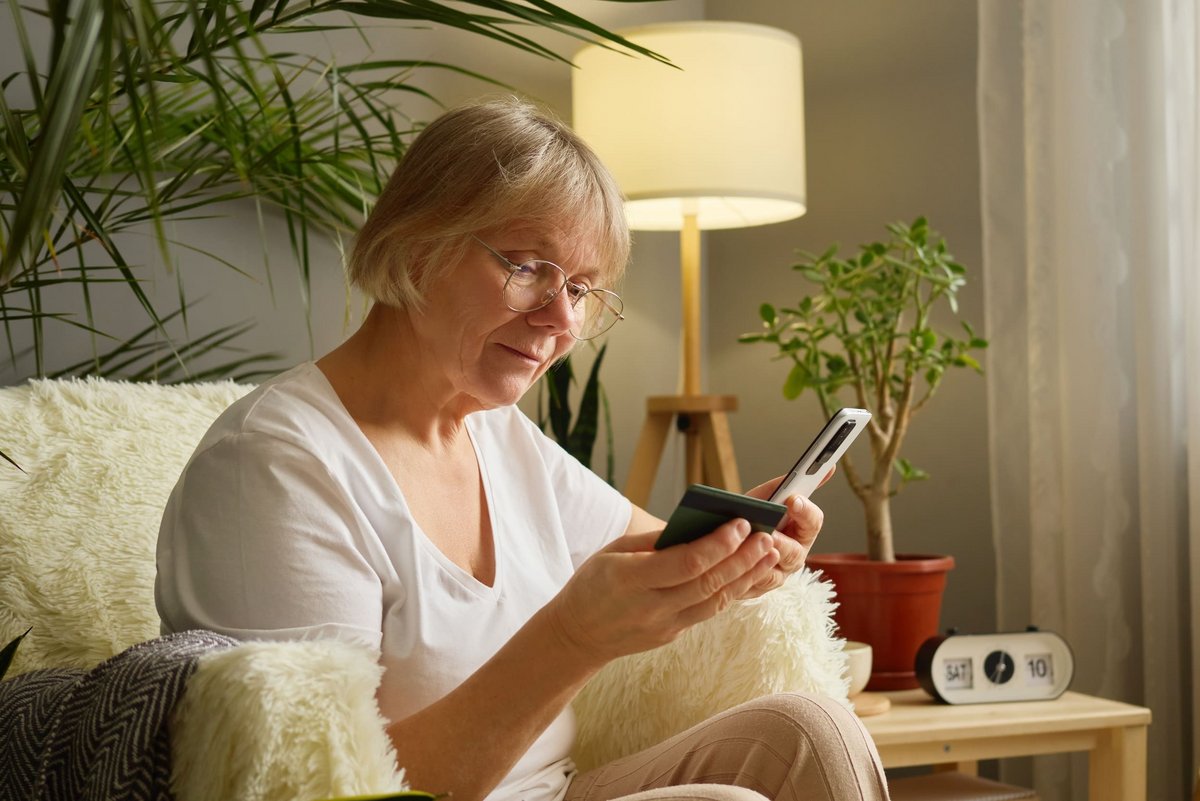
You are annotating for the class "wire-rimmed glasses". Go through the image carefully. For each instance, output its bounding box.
[473,237,625,340]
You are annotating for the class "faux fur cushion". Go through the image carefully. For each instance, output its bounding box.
[571,568,848,772]
[170,640,406,801]
[0,378,252,674]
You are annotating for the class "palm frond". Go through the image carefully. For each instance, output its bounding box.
[50,303,283,383]
[1,0,667,384]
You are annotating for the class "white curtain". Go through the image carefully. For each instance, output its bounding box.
[979,1,1198,800]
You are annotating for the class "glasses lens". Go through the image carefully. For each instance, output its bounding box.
[503,261,562,312]
[573,290,623,340]
[502,260,624,340]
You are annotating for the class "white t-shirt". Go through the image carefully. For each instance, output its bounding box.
[155,362,632,801]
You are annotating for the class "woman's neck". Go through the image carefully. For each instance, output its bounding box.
[317,304,479,451]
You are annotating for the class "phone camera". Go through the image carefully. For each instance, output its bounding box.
[805,422,856,475]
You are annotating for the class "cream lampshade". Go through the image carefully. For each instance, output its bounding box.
[573,21,806,234]
[572,21,806,504]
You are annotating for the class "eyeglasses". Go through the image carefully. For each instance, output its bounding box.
[473,236,625,340]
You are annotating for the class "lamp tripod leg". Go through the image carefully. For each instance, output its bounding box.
[625,410,674,508]
[683,417,704,485]
[624,402,742,510]
[699,410,740,491]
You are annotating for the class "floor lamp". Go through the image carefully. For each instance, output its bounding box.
[573,21,807,507]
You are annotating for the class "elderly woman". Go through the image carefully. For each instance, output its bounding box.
[155,98,889,801]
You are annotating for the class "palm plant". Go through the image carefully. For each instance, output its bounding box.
[0,0,663,383]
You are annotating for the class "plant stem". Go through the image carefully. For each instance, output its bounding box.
[865,488,895,562]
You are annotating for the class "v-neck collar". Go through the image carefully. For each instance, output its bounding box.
[306,362,504,597]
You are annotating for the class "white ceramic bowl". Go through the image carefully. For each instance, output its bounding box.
[843,640,873,696]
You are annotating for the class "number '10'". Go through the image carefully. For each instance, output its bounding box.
[1025,655,1052,681]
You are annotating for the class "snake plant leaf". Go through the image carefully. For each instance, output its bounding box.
[546,355,574,445]
[599,379,614,484]
[0,627,32,681]
[0,448,25,474]
[566,342,606,464]
[534,345,613,482]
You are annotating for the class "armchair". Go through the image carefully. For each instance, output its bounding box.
[0,377,849,801]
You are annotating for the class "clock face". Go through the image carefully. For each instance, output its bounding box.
[917,629,1074,704]
[984,650,1015,684]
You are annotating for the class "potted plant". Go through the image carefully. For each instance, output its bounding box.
[740,217,987,690]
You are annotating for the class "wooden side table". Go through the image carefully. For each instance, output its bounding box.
[862,690,1152,801]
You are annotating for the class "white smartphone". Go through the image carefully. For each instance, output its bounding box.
[769,408,872,502]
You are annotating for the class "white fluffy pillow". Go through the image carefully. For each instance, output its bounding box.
[571,568,848,772]
[170,639,406,801]
[0,378,251,673]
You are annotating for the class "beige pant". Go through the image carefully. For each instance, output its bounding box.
[565,693,890,801]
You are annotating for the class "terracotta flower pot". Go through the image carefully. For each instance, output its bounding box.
[806,552,955,691]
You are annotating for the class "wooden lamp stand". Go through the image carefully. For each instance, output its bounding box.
[623,215,742,508]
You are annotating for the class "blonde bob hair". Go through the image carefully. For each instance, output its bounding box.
[348,97,630,311]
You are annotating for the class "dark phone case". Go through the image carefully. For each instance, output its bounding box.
[654,484,787,550]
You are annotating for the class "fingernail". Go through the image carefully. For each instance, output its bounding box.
[791,497,806,512]
[736,519,751,538]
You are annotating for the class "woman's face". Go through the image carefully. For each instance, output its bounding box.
[411,223,604,410]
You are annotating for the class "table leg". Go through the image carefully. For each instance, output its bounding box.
[1088,725,1147,801]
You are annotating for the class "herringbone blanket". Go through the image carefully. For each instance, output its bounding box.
[0,629,237,801]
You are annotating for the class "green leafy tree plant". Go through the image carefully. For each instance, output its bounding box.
[740,217,987,562]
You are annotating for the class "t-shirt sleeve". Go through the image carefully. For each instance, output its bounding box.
[155,432,384,651]
[519,412,632,569]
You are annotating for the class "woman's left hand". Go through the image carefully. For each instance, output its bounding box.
[738,473,829,598]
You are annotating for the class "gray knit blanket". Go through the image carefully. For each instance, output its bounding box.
[0,629,238,801]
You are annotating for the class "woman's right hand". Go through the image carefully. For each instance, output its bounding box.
[545,519,780,667]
